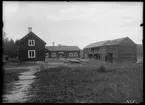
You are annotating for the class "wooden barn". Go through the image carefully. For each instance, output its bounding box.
[83,37,137,63]
[17,27,46,61]
[45,45,81,59]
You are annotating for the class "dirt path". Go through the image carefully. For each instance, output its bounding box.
[3,65,40,103]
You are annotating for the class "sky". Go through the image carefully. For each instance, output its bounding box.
[3,1,143,49]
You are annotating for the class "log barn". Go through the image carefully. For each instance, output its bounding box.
[83,37,137,63]
[17,27,46,61]
[45,45,81,59]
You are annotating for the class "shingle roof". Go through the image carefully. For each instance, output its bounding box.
[18,32,46,44]
[45,46,81,51]
[84,40,110,49]
[84,37,128,49]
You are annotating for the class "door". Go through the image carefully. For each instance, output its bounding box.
[108,53,113,62]
[105,55,108,61]
[59,54,64,59]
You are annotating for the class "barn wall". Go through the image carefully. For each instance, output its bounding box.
[118,38,137,62]
[83,48,91,59]
[137,44,143,58]
[46,51,80,58]
[104,45,119,62]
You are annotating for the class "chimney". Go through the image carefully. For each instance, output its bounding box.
[28,27,32,33]
[52,42,55,46]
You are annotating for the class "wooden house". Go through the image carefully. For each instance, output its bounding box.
[45,45,81,59]
[83,37,137,63]
[17,27,46,61]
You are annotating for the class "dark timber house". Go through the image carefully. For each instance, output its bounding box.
[17,27,46,61]
[83,37,137,63]
[45,45,81,59]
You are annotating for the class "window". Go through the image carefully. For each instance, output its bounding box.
[28,50,36,58]
[69,53,73,57]
[51,53,56,57]
[74,53,78,57]
[28,40,35,46]
[45,53,49,57]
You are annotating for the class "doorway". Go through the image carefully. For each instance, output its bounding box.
[59,54,64,59]
[108,53,113,63]
[94,54,100,60]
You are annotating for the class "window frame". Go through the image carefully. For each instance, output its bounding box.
[28,50,36,58]
[51,53,56,57]
[69,53,73,57]
[74,53,78,57]
[28,40,35,46]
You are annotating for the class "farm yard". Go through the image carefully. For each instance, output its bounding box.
[3,1,143,103]
[2,59,143,103]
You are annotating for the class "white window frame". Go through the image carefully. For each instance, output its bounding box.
[69,53,73,57]
[51,53,56,57]
[28,40,35,46]
[74,53,78,57]
[28,50,36,58]
[45,53,49,57]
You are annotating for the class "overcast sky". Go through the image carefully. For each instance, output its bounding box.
[3,2,143,49]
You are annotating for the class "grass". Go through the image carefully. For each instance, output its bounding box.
[26,61,143,103]
[2,62,39,85]
[3,62,38,69]
[2,62,39,95]
[2,68,29,95]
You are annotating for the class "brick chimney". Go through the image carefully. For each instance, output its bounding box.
[28,27,32,33]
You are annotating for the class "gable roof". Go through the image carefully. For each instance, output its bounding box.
[18,32,46,44]
[84,37,130,49]
[45,46,81,51]
[104,37,127,46]
[84,40,110,49]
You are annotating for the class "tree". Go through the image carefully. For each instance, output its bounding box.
[2,31,18,58]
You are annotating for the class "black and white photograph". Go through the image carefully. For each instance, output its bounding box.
[2,1,143,103]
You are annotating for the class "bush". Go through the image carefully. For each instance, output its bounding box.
[99,65,106,72]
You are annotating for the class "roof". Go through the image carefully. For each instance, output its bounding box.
[104,37,127,46]
[84,37,128,49]
[84,40,110,49]
[45,46,81,51]
[18,32,46,44]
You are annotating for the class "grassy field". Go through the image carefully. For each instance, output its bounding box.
[3,62,38,69]
[3,62,40,83]
[26,60,143,103]
[2,62,39,95]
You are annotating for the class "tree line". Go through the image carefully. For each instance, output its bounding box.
[3,31,19,58]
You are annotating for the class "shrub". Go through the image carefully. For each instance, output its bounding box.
[99,65,106,72]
